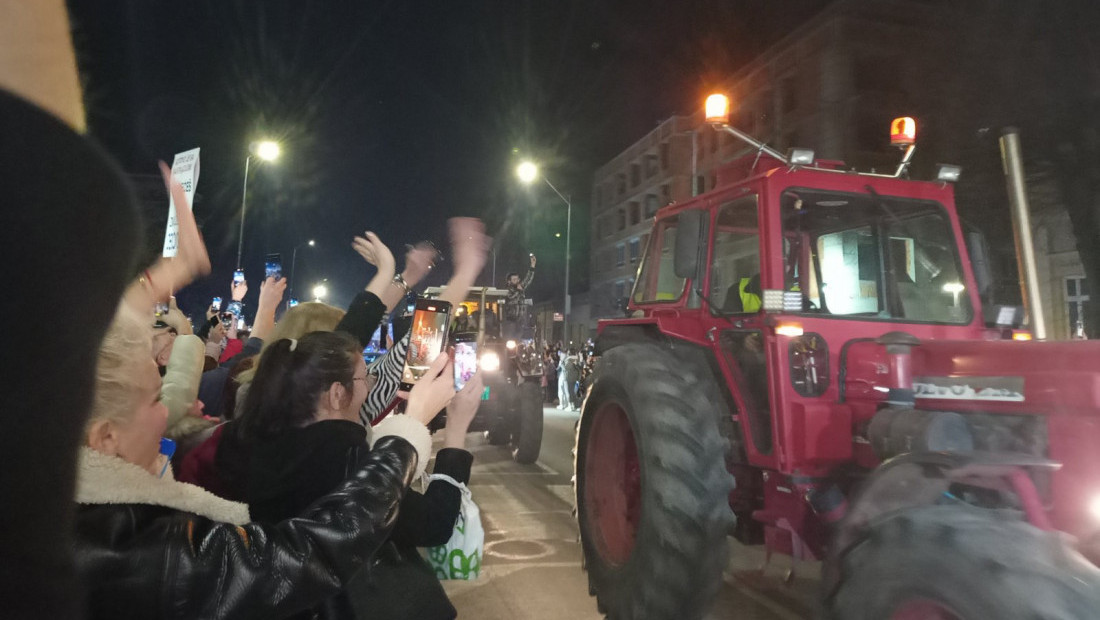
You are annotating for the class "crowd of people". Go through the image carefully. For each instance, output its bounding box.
[4,78,499,618]
[540,340,596,411]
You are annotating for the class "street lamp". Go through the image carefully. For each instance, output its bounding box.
[516,160,572,344]
[237,139,282,269]
[289,239,315,299]
[312,283,328,301]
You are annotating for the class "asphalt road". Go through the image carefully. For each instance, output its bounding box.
[439,406,821,619]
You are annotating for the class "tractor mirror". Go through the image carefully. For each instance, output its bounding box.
[674,211,706,279]
[966,231,992,297]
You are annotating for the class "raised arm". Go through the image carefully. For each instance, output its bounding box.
[437,218,490,310]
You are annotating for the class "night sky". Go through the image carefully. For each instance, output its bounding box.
[67,0,832,319]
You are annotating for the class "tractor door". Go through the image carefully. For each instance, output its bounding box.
[702,191,778,467]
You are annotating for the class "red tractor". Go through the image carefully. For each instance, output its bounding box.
[574,97,1100,619]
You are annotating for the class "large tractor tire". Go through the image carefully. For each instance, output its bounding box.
[575,343,734,620]
[511,382,544,464]
[827,503,1100,619]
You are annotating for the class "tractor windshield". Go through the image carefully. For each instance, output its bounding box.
[781,188,973,324]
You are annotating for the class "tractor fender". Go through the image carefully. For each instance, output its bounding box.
[825,450,1062,594]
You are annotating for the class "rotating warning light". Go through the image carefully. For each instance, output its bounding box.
[705,94,731,124]
[890,117,917,147]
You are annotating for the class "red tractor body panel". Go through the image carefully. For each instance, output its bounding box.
[596,153,1100,558]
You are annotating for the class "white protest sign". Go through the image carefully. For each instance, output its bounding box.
[162,148,201,257]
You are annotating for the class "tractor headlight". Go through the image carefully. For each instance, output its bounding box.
[480,351,501,372]
[1089,495,1100,522]
[506,340,517,350]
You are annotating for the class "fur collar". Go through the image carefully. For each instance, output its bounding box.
[76,447,250,525]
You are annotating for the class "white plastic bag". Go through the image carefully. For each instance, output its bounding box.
[426,474,483,580]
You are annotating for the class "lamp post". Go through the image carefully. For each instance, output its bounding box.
[517,160,572,344]
[237,140,281,269]
[289,239,315,299]
[312,283,328,302]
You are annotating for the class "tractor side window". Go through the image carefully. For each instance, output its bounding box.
[633,215,688,304]
[709,194,761,314]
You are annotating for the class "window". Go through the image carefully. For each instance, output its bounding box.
[781,189,973,324]
[645,194,659,218]
[634,216,688,304]
[660,184,671,206]
[645,154,658,178]
[616,173,626,197]
[630,164,641,187]
[616,244,625,267]
[617,208,626,231]
[1066,276,1090,338]
[709,195,761,313]
[629,238,641,263]
[660,143,670,170]
[695,175,705,196]
[614,281,625,299]
[629,202,641,226]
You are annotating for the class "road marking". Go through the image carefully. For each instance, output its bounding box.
[485,538,556,561]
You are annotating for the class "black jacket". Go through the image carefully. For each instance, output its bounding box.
[74,436,418,620]
[242,419,472,619]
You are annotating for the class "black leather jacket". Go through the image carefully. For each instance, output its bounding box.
[74,436,417,620]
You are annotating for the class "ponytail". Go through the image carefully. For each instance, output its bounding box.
[234,331,362,443]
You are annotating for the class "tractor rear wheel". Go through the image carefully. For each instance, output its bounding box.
[827,503,1100,619]
[575,343,734,620]
[511,382,544,464]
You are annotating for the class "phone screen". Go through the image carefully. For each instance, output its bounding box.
[226,300,244,316]
[453,340,478,391]
[264,254,282,280]
[211,297,222,311]
[288,297,299,308]
[367,322,395,353]
[400,299,452,390]
[237,317,246,331]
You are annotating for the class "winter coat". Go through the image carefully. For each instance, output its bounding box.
[73,435,418,620]
[162,334,217,440]
[214,415,466,619]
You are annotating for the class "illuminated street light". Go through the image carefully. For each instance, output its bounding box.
[237,139,283,269]
[254,140,281,161]
[516,161,539,184]
[516,159,573,344]
[312,283,328,301]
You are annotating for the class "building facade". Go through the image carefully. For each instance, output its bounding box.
[585,0,1090,338]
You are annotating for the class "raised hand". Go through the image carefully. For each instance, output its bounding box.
[404,353,456,426]
[231,278,248,301]
[444,371,484,449]
[159,161,210,287]
[530,253,537,268]
[352,231,396,273]
[448,217,490,280]
[403,241,438,287]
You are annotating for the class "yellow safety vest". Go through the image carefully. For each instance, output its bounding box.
[739,277,762,313]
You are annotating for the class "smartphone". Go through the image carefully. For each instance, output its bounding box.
[226,300,244,317]
[453,337,479,391]
[264,253,282,280]
[154,301,169,316]
[211,296,222,311]
[237,317,246,331]
[399,298,453,391]
[233,269,245,287]
[288,297,299,308]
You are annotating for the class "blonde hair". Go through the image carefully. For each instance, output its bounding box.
[89,302,154,429]
[235,301,345,385]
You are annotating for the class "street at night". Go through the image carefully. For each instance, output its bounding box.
[3,1,1100,619]
[445,406,817,620]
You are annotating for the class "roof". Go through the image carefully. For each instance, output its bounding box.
[422,286,511,300]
